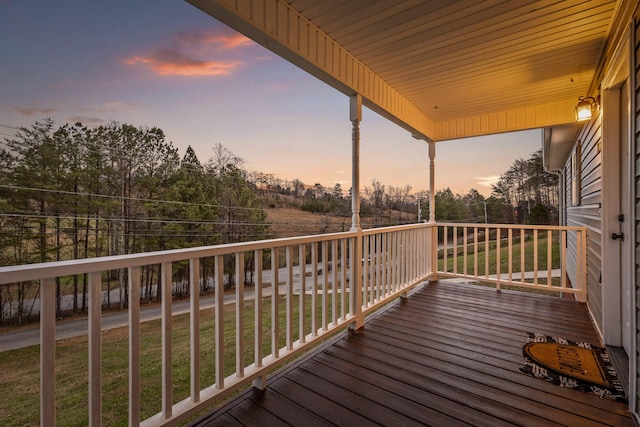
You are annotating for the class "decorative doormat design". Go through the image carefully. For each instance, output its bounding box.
[520,332,626,402]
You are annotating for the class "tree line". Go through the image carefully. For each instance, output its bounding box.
[249,172,418,226]
[427,150,558,225]
[0,119,268,322]
[0,119,557,324]
[248,150,558,227]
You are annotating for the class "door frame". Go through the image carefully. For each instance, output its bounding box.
[601,28,630,348]
[600,24,635,412]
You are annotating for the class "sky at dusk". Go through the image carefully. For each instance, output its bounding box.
[0,0,542,197]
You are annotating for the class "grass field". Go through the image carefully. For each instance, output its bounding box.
[438,231,561,278]
[0,293,341,427]
[437,231,568,297]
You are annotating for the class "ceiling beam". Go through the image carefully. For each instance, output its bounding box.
[433,98,577,141]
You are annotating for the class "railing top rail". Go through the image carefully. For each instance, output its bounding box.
[0,221,581,285]
[0,230,354,285]
[0,223,438,285]
[361,222,432,235]
[435,223,587,232]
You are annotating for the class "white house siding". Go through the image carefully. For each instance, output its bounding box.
[564,118,603,332]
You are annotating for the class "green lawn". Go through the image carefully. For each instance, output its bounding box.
[438,231,561,280]
[0,292,342,427]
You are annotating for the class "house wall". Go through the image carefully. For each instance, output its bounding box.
[537,0,640,417]
[564,119,604,332]
[633,5,640,416]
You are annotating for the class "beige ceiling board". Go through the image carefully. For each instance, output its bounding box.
[341,1,614,126]
[344,2,538,58]
[187,0,618,141]
[354,2,612,63]
[312,1,429,41]
[379,21,609,82]
[187,0,436,140]
[434,98,577,140]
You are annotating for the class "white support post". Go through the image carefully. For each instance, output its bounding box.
[350,94,362,232]
[252,249,266,390]
[350,94,364,330]
[235,252,245,378]
[286,246,294,350]
[271,248,280,359]
[128,267,141,426]
[214,256,225,389]
[428,140,438,281]
[331,240,338,327]
[428,141,436,224]
[322,242,329,332]
[189,258,201,402]
[313,243,320,334]
[41,277,56,427]
[298,245,306,344]
[88,272,102,427]
[579,230,588,303]
[161,262,173,419]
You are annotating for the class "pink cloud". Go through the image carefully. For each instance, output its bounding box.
[125,29,257,77]
[14,106,56,116]
[126,50,240,77]
[103,101,137,110]
[175,31,253,50]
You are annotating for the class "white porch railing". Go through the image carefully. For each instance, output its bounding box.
[0,222,587,426]
[434,223,587,302]
[0,223,433,427]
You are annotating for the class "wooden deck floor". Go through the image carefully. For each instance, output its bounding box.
[191,280,634,426]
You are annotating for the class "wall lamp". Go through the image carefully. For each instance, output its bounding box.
[575,95,600,122]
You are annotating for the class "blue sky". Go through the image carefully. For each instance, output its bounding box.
[0,0,542,197]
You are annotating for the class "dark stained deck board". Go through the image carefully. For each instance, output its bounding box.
[225,399,289,426]
[192,281,634,426]
[295,358,477,426]
[607,345,631,395]
[361,320,623,417]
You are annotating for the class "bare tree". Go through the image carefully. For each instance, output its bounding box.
[206,142,246,176]
[364,179,387,225]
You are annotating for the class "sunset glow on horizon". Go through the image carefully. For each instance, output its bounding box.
[0,0,542,197]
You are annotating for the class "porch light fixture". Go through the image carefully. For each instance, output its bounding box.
[575,95,599,122]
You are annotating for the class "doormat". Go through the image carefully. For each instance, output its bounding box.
[520,332,626,402]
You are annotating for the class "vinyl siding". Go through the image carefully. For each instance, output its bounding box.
[633,5,640,415]
[565,118,603,332]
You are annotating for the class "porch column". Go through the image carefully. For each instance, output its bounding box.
[428,140,436,223]
[350,94,362,232]
[349,94,364,330]
[428,140,438,281]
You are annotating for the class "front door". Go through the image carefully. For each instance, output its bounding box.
[619,79,631,355]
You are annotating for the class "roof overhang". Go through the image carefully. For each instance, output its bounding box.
[543,124,582,172]
[186,0,618,143]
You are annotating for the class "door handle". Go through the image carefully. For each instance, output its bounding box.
[612,233,624,241]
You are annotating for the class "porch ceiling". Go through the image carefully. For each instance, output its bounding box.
[187,0,618,141]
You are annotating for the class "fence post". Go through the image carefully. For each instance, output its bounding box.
[430,224,439,281]
[350,231,364,331]
[41,277,56,427]
[579,228,588,303]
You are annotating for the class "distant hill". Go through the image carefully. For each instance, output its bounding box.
[265,208,352,237]
[254,181,420,238]
[263,205,418,238]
